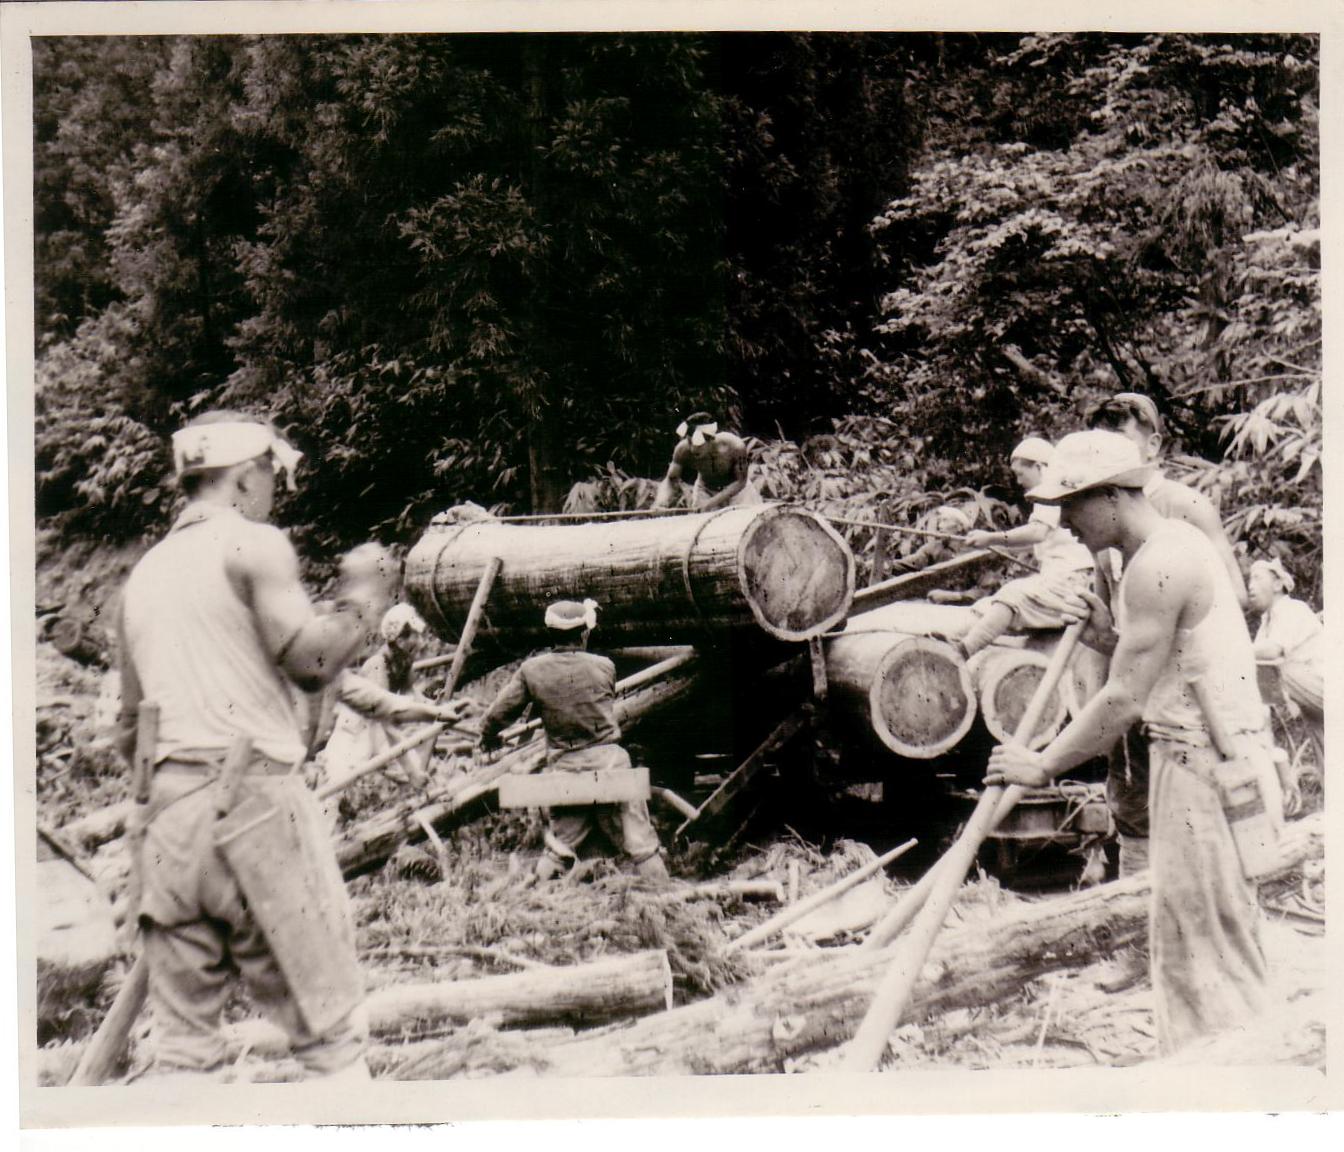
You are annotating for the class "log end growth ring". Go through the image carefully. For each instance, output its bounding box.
[976,648,1068,749]
[870,636,976,758]
[737,507,856,641]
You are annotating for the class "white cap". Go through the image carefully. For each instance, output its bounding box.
[380,603,427,643]
[1010,436,1055,465]
[172,420,303,492]
[1026,430,1156,504]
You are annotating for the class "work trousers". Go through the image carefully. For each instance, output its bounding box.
[541,744,662,866]
[139,769,367,1076]
[1149,738,1272,1055]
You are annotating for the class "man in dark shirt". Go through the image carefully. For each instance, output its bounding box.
[478,598,668,882]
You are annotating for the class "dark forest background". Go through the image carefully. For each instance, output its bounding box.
[31,33,1322,601]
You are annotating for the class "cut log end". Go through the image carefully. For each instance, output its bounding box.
[738,508,856,641]
[871,637,976,758]
[976,649,1068,749]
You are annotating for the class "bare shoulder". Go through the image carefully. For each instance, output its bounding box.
[1126,523,1209,607]
[1158,476,1220,524]
[226,518,300,580]
[716,431,749,453]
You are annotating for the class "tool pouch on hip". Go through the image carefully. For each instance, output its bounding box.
[213,779,364,1036]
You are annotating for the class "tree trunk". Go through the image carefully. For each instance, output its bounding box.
[405,505,855,647]
[219,949,673,1060]
[387,875,1152,1078]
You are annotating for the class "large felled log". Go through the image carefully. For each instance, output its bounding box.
[394,875,1152,1078]
[825,620,975,759]
[40,952,672,1080]
[334,653,700,876]
[216,950,674,1059]
[971,648,1068,750]
[405,504,855,647]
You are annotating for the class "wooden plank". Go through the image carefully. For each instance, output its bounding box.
[675,710,809,840]
[498,767,651,809]
[847,550,996,616]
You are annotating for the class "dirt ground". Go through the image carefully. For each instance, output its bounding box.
[29,540,1327,1082]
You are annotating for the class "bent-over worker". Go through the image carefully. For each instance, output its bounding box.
[316,603,466,800]
[477,598,669,882]
[958,437,1094,658]
[986,430,1281,1055]
[653,411,762,510]
[116,410,396,1081]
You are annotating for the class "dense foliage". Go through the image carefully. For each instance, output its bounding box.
[32,32,1321,600]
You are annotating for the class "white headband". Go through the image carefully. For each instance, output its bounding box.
[544,598,598,631]
[172,422,304,491]
[676,420,718,447]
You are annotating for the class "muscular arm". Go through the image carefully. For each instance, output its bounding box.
[1165,485,1249,608]
[653,443,690,509]
[478,667,532,746]
[988,546,1198,784]
[230,523,376,692]
[338,672,441,723]
[967,521,1048,550]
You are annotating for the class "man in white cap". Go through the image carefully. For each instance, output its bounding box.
[315,602,468,804]
[653,410,762,510]
[956,436,1095,657]
[986,429,1280,1055]
[477,598,668,882]
[116,410,396,1081]
[1087,392,1248,607]
[1085,392,1249,875]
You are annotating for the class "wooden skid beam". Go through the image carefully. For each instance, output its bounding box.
[675,710,809,840]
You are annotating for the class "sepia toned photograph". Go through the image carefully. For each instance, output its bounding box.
[3,0,1339,1135]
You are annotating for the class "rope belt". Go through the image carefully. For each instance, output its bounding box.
[156,753,300,778]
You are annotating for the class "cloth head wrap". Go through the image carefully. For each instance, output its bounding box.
[172,421,304,492]
[544,598,599,632]
[676,419,719,447]
[1251,558,1295,594]
[380,603,428,644]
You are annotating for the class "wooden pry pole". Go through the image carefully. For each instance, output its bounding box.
[841,619,1086,1070]
[443,555,502,698]
[725,838,917,953]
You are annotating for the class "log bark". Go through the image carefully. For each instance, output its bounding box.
[217,949,673,1060]
[386,875,1152,1078]
[405,504,855,647]
[825,626,975,758]
[334,656,701,876]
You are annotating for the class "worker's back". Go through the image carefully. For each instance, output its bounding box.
[518,648,621,758]
[121,503,305,765]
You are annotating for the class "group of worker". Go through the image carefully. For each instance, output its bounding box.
[108,392,1320,1081]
